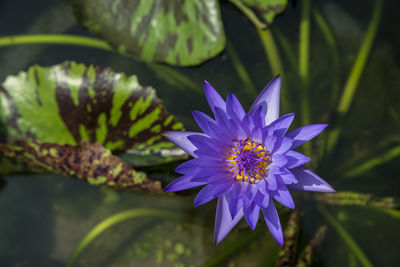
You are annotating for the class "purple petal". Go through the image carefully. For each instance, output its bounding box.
[244,202,260,230]
[251,105,266,129]
[187,135,220,156]
[163,175,206,192]
[214,107,234,135]
[273,137,293,154]
[194,182,233,207]
[228,195,243,218]
[271,154,287,167]
[267,173,278,191]
[208,173,232,185]
[214,195,244,245]
[288,166,335,192]
[264,135,277,152]
[262,197,284,246]
[240,114,255,137]
[269,113,295,136]
[257,179,268,195]
[164,131,203,158]
[272,184,295,209]
[243,184,258,208]
[232,182,248,198]
[192,111,215,134]
[277,170,298,185]
[287,124,328,149]
[204,81,226,114]
[284,150,311,168]
[175,159,200,174]
[249,75,282,125]
[226,93,246,121]
[254,190,270,208]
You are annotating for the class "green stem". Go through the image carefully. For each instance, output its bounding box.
[258,29,285,77]
[318,207,374,267]
[299,0,311,156]
[0,34,113,51]
[342,145,400,179]
[257,29,289,112]
[67,208,180,267]
[229,0,267,30]
[226,42,257,97]
[327,0,383,153]
[337,0,383,114]
[274,28,298,72]
[312,9,341,105]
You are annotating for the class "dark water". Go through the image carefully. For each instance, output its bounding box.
[0,0,399,266]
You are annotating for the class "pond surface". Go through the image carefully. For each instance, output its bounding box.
[0,0,399,266]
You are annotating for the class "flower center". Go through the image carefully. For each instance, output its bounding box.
[225,139,271,183]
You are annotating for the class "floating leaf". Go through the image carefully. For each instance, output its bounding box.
[0,139,162,192]
[238,0,288,26]
[0,61,186,166]
[70,0,226,66]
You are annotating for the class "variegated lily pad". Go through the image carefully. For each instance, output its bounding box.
[0,61,186,166]
[0,139,162,192]
[70,0,226,66]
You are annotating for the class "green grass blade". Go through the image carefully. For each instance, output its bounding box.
[226,41,257,97]
[67,208,181,267]
[257,29,289,113]
[274,28,298,72]
[312,9,341,105]
[299,0,311,155]
[318,207,374,267]
[0,34,112,51]
[327,0,383,153]
[342,145,400,179]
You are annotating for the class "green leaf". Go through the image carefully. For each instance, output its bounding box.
[0,61,186,166]
[238,0,288,26]
[0,139,162,192]
[70,0,226,66]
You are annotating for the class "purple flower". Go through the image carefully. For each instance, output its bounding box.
[164,76,335,246]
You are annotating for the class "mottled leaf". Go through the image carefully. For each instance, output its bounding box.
[0,61,186,166]
[240,0,288,26]
[0,139,162,192]
[70,0,226,66]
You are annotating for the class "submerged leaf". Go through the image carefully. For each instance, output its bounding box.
[70,0,226,66]
[315,191,399,209]
[0,61,186,166]
[276,210,300,267]
[0,139,162,192]
[296,225,328,267]
[239,0,288,26]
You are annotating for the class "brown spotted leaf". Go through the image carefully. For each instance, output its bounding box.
[0,139,162,192]
[0,61,186,167]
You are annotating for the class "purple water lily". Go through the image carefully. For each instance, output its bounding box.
[164,76,335,246]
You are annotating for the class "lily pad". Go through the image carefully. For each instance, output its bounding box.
[0,61,186,166]
[0,139,162,192]
[240,0,288,26]
[70,0,226,66]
